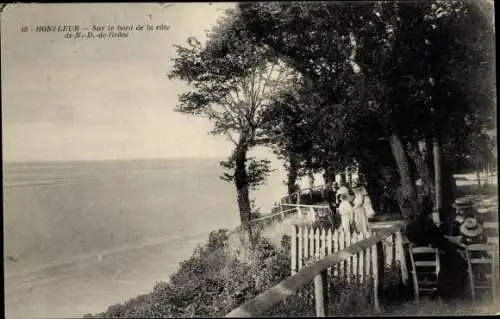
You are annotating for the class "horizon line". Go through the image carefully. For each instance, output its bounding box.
[2,157,229,164]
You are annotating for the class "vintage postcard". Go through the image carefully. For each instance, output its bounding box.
[2,2,497,318]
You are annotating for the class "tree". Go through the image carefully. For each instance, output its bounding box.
[239,1,495,222]
[168,9,292,231]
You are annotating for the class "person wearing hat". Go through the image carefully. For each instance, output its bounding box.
[459,216,487,246]
[352,181,373,234]
[451,197,481,236]
[336,186,350,202]
[406,195,470,301]
[337,186,355,235]
[459,216,489,281]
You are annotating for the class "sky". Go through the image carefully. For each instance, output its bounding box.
[1,2,278,162]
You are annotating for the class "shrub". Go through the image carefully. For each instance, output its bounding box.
[87,230,290,318]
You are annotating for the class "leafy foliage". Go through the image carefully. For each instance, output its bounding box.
[220,156,274,190]
[237,1,494,218]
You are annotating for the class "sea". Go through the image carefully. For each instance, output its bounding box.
[3,158,287,319]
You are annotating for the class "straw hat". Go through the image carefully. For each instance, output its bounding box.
[337,186,352,201]
[460,217,484,238]
[337,186,349,196]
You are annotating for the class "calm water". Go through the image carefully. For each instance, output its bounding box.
[3,158,286,318]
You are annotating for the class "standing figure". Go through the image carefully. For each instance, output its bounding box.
[362,187,376,220]
[352,182,372,234]
[337,187,354,235]
[325,184,341,229]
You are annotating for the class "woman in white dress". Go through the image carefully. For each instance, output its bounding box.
[352,182,375,234]
[337,186,354,235]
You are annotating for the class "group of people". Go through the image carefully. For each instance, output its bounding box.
[325,181,376,235]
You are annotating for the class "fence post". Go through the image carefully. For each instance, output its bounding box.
[365,231,371,281]
[291,225,298,275]
[371,243,380,313]
[359,232,365,284]
[326,228,333,277]
[339,230,345,278]
[345,231,352,283]
[314,269,329,317]
[308,226,314,262]
[392,234,396,265]
[352,232,359,283]
[395,231,409,285]
[298,225,304,270]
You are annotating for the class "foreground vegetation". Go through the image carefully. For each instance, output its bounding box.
[85,228,407,318]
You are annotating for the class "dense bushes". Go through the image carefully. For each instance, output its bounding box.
[86,228,407,318]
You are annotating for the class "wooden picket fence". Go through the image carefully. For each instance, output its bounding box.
[226,222,407,317]
[291,224,409,286]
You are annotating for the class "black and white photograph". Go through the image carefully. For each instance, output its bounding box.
[2,1,497,318]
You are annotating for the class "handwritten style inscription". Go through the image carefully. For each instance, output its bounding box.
[20,24,171,39]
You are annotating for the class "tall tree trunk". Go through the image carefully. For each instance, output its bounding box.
[388,134,419,220]
[441,155,458,235]
[425,137,436,203]
[407,139,435,203]
[287,152,300,195]
[234,142,252,232]
[433,137,443,225]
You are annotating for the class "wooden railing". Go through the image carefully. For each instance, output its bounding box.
[248,207,299,227]
[279,184,329,206]
[248,203,331,228]
[226,221,407,317]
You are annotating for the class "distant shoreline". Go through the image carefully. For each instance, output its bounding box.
[3,157,227,165]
